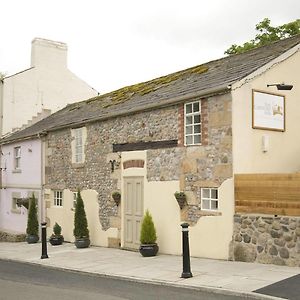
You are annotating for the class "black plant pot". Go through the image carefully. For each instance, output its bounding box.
[26,234,39,244]
[75,237,90,248]
[49,235,64,246]
[139,243,159,257]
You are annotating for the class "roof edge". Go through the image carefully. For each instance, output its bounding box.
[47,83,231,133]
[232,42,300,90]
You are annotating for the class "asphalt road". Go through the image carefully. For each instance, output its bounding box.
[0,259,260,300]
[255,274,300,300]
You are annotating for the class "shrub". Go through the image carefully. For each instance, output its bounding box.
[73,190,89,239]
[140,210,157,244]
[53,222,62,236]
[26,194,39,236]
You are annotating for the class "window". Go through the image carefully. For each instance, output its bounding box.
[71,127,86,164]
[201,188,218,211]
[74,128,83,163]
[14,147,21,169]
[184,101,201,145]
[54,191,63,206]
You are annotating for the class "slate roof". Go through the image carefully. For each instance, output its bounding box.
[2,34,300,144]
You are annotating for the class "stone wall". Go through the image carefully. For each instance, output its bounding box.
[45,93,232,231]
[231,214,300,267]
[0,229,26,242]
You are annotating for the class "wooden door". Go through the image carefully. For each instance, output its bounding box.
[123,177,144,249]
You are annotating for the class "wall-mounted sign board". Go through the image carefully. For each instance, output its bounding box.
[252,90,285,132]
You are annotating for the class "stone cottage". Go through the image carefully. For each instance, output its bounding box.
[2,35,300,264]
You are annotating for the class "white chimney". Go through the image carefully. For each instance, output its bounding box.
[31,38,68,68]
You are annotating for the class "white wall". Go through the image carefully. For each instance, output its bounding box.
[1,38,98,135]
[232,50,300,174]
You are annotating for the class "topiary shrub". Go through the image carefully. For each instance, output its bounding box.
[140,210,157,244]
[26,194,39,236]
[73,190,89,239]
[53,222,62,236]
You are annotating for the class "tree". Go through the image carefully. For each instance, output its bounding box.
[26,194,39,236]
[225,18,300,55]
[73,190,89,238]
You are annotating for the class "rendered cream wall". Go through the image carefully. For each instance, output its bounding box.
[121,151,233,259]
[189,178,234,259]
[47,189,118,246]
[232,50,300,174]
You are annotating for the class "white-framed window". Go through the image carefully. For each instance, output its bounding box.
[184,101,201,146]
[73,192,78,209]
[74,128,83,163]
[14,146,21,169]
[201,188,218,211]
[54,190,63,206]
[71,127,86,164]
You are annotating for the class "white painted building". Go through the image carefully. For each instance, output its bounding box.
[0,38,98,136]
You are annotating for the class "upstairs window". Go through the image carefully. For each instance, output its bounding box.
[54,190,63,207]
[184,101,201,145]
[14,147,21,170]
[71,127,86,164]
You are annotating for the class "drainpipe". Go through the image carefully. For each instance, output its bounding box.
[0,78,4,136]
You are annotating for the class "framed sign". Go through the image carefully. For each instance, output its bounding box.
[252,89,285,131]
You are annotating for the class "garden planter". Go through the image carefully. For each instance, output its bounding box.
[139,243,159,257]
[26,234,39,244]
[75,238,90,248]
[49,235,64,246]
[175,196,186,209]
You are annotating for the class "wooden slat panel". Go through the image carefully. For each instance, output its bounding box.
[235,173,300,216]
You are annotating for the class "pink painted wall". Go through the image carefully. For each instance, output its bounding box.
[0,139,42,233]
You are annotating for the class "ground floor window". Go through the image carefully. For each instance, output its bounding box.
[201,188,218,211]
[54,190,63,206]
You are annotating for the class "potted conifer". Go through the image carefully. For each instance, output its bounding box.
[49,222,64,246]
[73,190,90,248]
[139,210,159,257]
[26,194,39,244]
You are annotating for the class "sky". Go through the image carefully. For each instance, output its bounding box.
[1,0,300,94]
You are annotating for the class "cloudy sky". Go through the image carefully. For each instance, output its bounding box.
[1,0,299,93]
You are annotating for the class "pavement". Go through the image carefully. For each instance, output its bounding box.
[0,242,299,300]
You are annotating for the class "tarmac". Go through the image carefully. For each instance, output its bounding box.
[0,242,299,299]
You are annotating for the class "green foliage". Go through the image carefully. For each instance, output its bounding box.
[174,191,186,199]
[140,210,157,244]
[73,190,89,238]
[225,18,300,55]
[26,194,39,236]
[0,72,6,80]
[53,222,62,236]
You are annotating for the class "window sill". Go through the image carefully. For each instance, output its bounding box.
[12,169,22,173]
[72,163,85,169]
[198,210,221,217]
[11,208,21,214]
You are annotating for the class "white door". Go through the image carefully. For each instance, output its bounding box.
[123,177,144,250]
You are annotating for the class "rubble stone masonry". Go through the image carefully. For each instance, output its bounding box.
[231,214,300,267]
[45,93,232,229]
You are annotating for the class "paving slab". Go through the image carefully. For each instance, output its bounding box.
[0,242,299,299]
